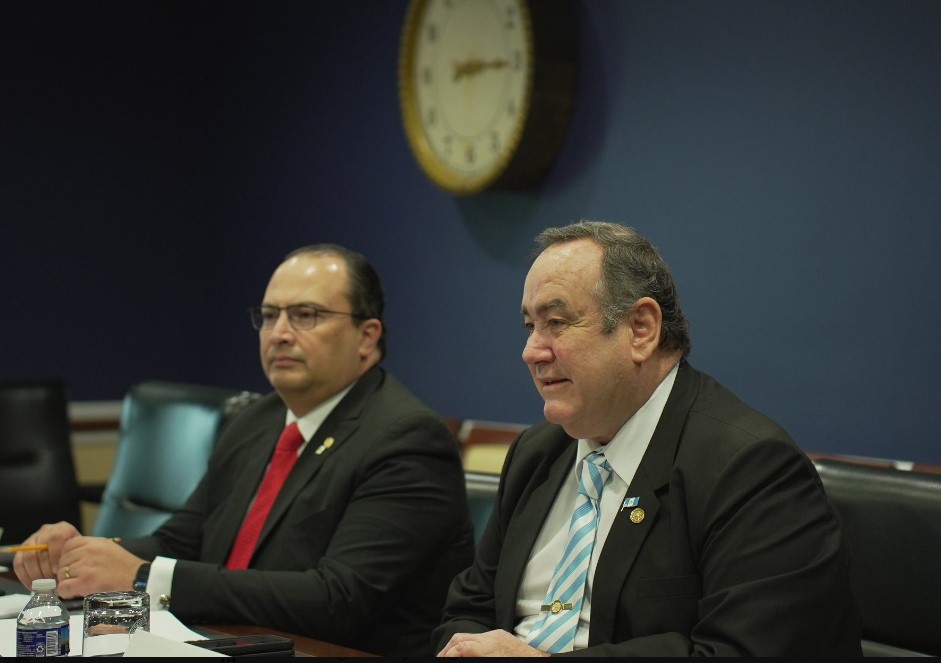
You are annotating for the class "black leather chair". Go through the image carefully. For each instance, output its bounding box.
[91,381,260,538]
[465,470,500,545]
[0,380,81,545]
[815,459,941,657]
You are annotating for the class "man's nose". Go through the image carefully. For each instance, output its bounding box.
[270,310,296,336]
[522,332,552,364]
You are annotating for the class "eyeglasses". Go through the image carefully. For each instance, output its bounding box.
[248,305,367,332]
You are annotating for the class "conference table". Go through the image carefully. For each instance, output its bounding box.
[0,570,376,657]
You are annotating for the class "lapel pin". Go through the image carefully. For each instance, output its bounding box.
[620,496,640,513]
[629,507,645,524]
[315,437,335,455]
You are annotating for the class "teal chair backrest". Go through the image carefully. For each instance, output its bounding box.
[92,381,259,538]
[465,471,500,545]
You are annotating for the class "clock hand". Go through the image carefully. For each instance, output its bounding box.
[452,57,510,82]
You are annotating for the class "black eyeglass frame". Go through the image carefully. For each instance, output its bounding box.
[247,304,368,331]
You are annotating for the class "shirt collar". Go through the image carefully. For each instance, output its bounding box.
[577,362,680,477]
[285,382,356,443]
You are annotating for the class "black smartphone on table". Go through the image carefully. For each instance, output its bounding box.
[185,634,295,657]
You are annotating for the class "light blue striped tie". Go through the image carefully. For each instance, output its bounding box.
[527,451,612,653]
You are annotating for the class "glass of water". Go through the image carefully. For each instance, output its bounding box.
[82,591,150,657]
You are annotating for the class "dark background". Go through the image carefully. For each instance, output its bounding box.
[2,0,939,463]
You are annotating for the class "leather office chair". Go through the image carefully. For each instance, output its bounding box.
[92,381,261,538]
[464,471,501,545]
[815,459,941,657]
[0,380,81,545]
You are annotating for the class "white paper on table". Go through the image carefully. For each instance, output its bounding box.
[0,609,207,656]
[0,593,30,619]
[125,629,226,657]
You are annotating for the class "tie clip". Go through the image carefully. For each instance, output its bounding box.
[540,599,573,614]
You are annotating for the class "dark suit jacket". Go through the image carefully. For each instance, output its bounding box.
[122,366,476,657]
[434,363,863,656]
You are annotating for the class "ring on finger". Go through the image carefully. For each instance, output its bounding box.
[64,566,71,580]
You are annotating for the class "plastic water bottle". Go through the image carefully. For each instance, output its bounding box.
[15,578,70,657]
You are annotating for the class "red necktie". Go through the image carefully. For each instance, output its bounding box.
[225,422,304,570]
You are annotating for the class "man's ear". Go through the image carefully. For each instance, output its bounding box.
[359,319,383,358]
[629,297,663,362]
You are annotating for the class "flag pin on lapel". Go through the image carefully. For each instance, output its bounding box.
[315,437,335,455]
[620,496,639,512]
[621,496,645,523]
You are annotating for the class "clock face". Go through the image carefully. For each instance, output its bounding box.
[399,0,534,195]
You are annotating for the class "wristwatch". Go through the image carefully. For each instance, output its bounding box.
[133,562,151,593]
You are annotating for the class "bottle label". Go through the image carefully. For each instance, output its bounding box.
[16,624,70,657]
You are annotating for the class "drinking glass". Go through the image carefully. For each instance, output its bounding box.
[82,591,150,657]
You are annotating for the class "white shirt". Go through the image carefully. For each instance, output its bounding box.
[514,364,679,649]
[147,383,354,610]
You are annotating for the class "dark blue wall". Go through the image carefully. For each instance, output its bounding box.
[2,1,939,463]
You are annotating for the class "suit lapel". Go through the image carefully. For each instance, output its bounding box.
[251,367,382,553]
[254,416,357,545]
[496,433,577,627]
[588,363,700,644]
[589,470,660,642]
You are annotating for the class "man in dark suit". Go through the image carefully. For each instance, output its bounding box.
[15,243,475,657]
[434,221,862,657]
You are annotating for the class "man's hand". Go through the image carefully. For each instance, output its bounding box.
[12,521,81,589]
[438,630,549,657]
[54,536,143,599]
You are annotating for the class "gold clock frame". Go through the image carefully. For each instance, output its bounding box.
[398,0,577,196]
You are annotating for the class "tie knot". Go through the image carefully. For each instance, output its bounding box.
[578,451,611,501]
[276,422,304,454]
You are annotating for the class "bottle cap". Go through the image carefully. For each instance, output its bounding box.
[31,578,56,592]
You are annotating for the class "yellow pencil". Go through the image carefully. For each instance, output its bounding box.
[0,544,49,553]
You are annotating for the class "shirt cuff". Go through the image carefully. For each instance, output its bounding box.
[147,556,176,611]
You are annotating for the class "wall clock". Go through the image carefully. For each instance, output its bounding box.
[398,0,577,196]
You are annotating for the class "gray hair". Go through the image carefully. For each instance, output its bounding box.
[533,220,691,359]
